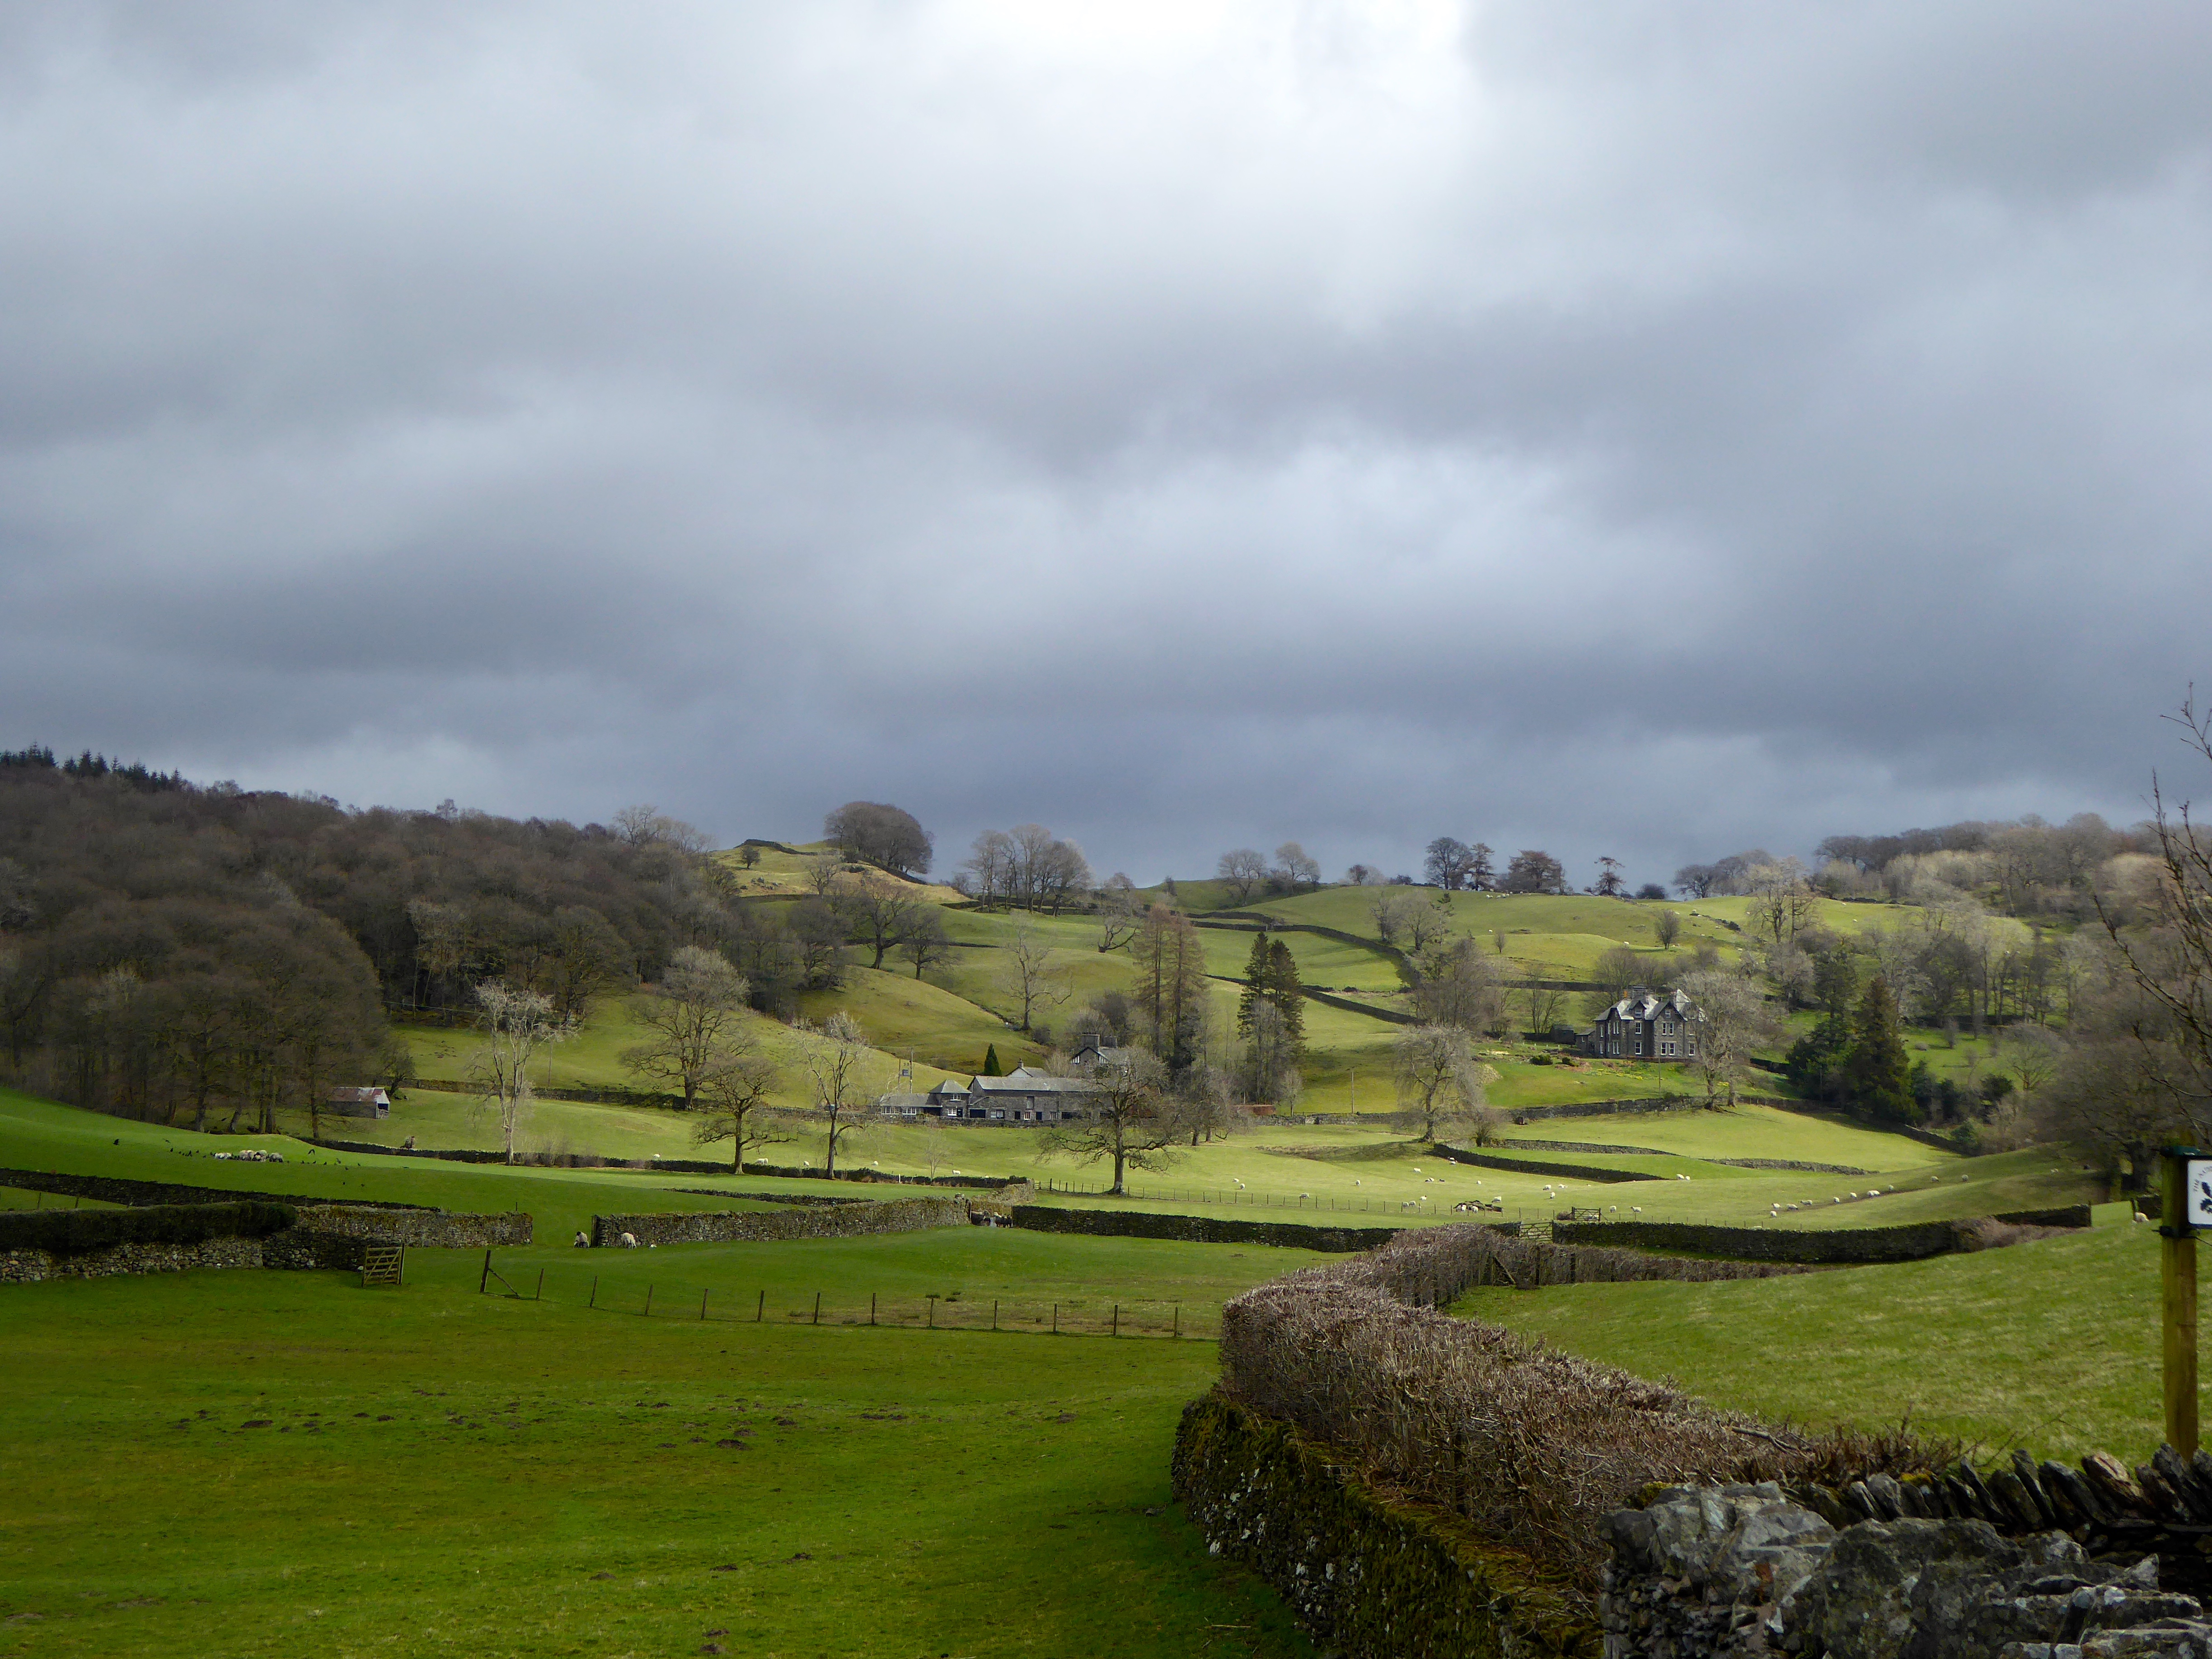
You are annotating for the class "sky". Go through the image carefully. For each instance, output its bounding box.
[4,1,2210,890]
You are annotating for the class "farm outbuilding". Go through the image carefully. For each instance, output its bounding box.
[325,1086,391,1119]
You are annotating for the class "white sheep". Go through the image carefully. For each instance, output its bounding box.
[573,1231,589,1248]
[619,1232,639,1249]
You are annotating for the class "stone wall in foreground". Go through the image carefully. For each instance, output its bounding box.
[1601,1481,2212,1659]
[1172,1390,1597,1659]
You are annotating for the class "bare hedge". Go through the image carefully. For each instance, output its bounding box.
[1218,1222,1939,1594]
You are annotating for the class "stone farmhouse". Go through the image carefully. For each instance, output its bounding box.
[876,1066,1103,1124]
[1583,987,1705,1062]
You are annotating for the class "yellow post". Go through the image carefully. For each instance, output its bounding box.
[2164,1148,2200,1457]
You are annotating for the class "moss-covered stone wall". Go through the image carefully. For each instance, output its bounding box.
[1171,1390,1598,1659]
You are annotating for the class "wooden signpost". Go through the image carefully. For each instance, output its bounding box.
[2164,1146,2208,1457]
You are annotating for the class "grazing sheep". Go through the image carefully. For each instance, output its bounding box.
[619,1232,639,1249]
[573,1231,590,1248]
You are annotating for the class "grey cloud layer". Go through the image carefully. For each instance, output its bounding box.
[3,0,2208,885]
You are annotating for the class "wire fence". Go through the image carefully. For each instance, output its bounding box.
[474,1255,1215,1341]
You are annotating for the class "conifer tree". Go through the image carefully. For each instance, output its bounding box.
[1842,975,1914,1121]
[1265,938,1305,1046]
[981,1042,1003,1077]
[1237,931,1271,1034]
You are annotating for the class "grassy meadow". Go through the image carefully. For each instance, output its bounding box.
[0,1227,1322,1659]
[1451,1212,2173,1462]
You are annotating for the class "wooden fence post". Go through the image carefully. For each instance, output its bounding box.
[644,1284,654,1317]
[2165,1148,2201,1457]
[700,1289,709,1320]
[755,1289,764,1323]
[479,1248,492,1293]
[813,1292,821,1326]
[589,1274,597,1308]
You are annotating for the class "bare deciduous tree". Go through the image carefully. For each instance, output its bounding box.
[1217,848,1267,904]
[1096,882,1144,953]
[690,1040,787,1174]
[1037,1051,1184,1194]
[897,909,951,979]
[622,946,752,1111]
[1370,888,1419,945]
[799,1009,874,1177]
[1411,937,1506,1034]
[1653,909,1682,950]
[470,981,573,1165]
[1402,895,1451,955]
[1273,843,1321,890]
[1678,968,1777,1109]
[996,919,1071,1031]
[1392,1023,1490,1142]
[846,873,922,970]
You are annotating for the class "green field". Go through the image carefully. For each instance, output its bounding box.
[0,1090,968,1244]
[1452,1210,2171,1462]
[0,1073,2146,1657]
[0,1233,1320,1658]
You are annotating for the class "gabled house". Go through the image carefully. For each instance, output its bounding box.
[1068,1041,1136,1073]
[1584,986,1704,1062]
[325,1086,391,1119]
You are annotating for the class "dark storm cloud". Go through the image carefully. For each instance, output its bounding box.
[3,0,2209,888]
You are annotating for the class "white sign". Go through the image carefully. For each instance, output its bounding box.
[2188,1158,2212,1231]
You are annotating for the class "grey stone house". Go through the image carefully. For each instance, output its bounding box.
[1584,987,1704,1062]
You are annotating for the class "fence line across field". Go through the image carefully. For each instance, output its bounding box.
[478,1258,1216,1340]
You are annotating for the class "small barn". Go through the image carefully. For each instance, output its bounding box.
[326,1086,392,1119]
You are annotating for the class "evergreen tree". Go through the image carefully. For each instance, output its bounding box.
[1265,938,1305,1046]
[1236,930,1271,1035]
[1784,1012,1851,1100]
[1842,975,1915,1121]
[981,1043,1003,1077]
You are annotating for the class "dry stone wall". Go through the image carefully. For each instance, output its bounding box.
[1432,1145,1664,1183]
[1,1234,272,1283]
[1172,1391,1598,1659]
[590,1196,970,1247]
[0,1167,422,1210]
[1601,1482,2212,1659]
[1554,1210,2091,1265]
[0,1200,530,1282]
[1009,1205,1415,1253]
[291,1204,531,1248]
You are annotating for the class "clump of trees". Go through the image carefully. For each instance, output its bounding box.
[1216,844,1323,903]
[0,750,771,1133]
[1499,849,1568,894]
[822,801,933,877]
[960,825,1091,912]
[1423,838,1495,891]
